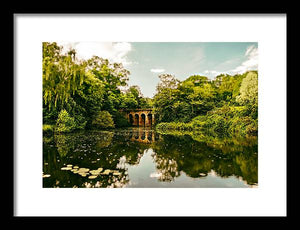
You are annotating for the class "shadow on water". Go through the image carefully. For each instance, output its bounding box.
[43,127,258,188]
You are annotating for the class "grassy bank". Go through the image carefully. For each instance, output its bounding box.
[156,105,257,138]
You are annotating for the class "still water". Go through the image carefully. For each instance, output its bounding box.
[43,128,258,188]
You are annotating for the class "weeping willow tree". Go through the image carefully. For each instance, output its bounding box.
[43,42,86,110]
[42,42,136,130]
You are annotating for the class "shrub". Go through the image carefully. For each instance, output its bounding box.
[201,114,230,137]
[92,111,115,129]
[73,113,87,130]
[113,111,131,128]
[156,104,257,138]
[229,116,258,136]
[55,109,77,133]
[156,122,193,132]
[43,124,54,134]
[191,115,206,129]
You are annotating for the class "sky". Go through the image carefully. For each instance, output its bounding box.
[58,42,258,98]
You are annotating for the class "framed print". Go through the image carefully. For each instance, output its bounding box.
[13,13,287,217]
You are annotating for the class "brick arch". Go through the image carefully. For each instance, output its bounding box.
[128,114,134,125]
[147,113,153,126]
[134,114,139,126]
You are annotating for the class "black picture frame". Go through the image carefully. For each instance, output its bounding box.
[9,8,291,223]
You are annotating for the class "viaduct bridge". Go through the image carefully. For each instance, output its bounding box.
[120,109,155,127]
[130,128,156,143]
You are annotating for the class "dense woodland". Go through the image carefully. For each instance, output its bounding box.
[43,42,152,132]
[43,42,258,138]
[154,71,258,137]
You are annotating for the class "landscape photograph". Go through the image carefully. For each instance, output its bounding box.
[42,42,258,188]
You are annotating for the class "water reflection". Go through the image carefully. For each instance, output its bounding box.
[43,128,258,188]
[130,128,155,143]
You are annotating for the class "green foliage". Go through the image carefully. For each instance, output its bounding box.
[153,88,181,123]
[236,71,258,119]
[156,74,179,93]
[229,116,258,136]
[113,111,131,128]
[154,73,218,123]
[154,70,258,138]
[213,72,248,103]
[43,42,258,137]
[156,104,257,138]
[43,42,85,110]
[92,111,115,129]
[180,75,210,92]
[119,85,152,110]
[43,42,137,131]
[236,71,258,105]
[43,107,58,125]
[43,124,54,134]
[55,110,77,133]
[143,97,154,108]
[156,122,193,132]
[120,93,138,109]
[199,105,257,137]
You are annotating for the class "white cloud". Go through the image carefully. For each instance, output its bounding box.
[57,42,133,66]
[204,70,221,75]
[150,172,162,178]
[150,68,165,73]
[231,45,258,74]
[203,70,223,78]
[113,42,132,53]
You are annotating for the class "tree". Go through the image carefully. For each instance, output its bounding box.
[128,85,143,98]
[43,42,134,129]
[127,85,147,108]
[214,72,248,104]
[86,56,130,117]
[181,76,217,117]
[43,42,85,110]
[73,70,105,127]
[154,74,219,123]
[120,93,138,109]
[156,74,179,93]
[92,111,115,129]
[236,71,258,118]
[119,85,152,109]
[153,87,181,122]
[55,109,77,133]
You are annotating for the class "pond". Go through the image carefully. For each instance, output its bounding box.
[43,127,258,188]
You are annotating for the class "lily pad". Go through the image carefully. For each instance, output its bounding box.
[88,175,98,179]
[90,170,100,175]
[61,167,72,170]
[78,168,89,173]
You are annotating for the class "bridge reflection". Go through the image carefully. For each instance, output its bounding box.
[130,128,156,143]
